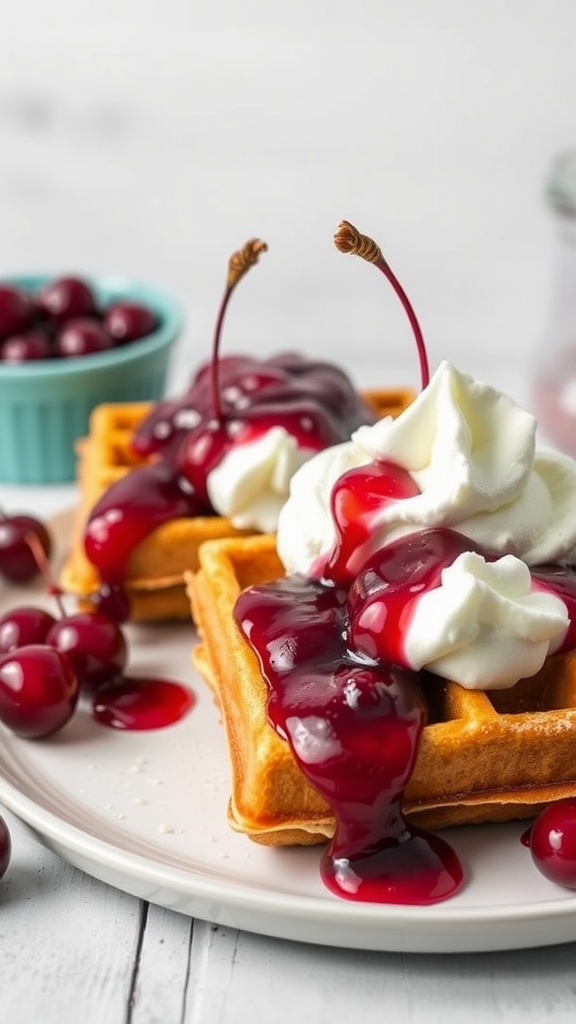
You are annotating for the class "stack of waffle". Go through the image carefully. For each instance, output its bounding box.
[189,534,576,845]
[61,388,412,621]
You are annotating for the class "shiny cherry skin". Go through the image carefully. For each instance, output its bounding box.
[0,813,10,881]
[36,276,97,324]
[0,606,57,653]
[0,328,52,362]
[46,611,128,692]
[0,514,52,583]
[0,284,34,339]
[528,800,576,888]
[55,318,114,358]
[103,301,158,344]
[91,583,131,624]
[0,644,79,739]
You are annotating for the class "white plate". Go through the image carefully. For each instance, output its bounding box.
[1,513,576,954]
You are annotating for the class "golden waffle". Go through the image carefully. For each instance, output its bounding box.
[189,534,576,845]
[61,389,413,621]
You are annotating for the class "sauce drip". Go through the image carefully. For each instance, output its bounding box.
[236,454,576,904]
[93,677,195,731]
[235,574,464,905]
[84,353,375,593]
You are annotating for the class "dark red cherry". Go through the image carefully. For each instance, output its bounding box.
[55,317,114,358]
[0,284,34,339]
[91,583,131,624]
[36,276,97,324]
[103,301,158,344]
[0,606,57,653]
[0,328,52,362]
[0,644,78,738]
[528,800,576,888]
[0,513,52,583]
[46,611,128,691]
[0,814,10,881]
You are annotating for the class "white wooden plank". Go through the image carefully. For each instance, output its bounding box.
[129,904,193,1024]
[0,810,142,1024]
[182,920,576,1024]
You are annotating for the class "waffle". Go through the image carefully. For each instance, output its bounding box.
[189,534,576,845]
[61,388,413,621]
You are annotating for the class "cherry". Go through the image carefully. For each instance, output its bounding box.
[0,644,78,739]
[19,531,129,692]
[103,301,158,344]
[55,317,114,357]
[0,513,52,583]
[0,606,57,653]
[0,813,10,881]
[47,611,128,692]
[90,583,131,624]
[0,284,34,340]
[0,328,52,362]
[36,276,97,324]
[528,800,576,888]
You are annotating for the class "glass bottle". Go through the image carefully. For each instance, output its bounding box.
[532,149,576,456]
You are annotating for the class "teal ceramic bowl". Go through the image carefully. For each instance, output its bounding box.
[0,275,184,484]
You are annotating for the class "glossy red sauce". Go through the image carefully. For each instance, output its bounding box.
[92,676,195,731]
[84,353,375,594]
[235,573,464,905]
[235,456,576,904]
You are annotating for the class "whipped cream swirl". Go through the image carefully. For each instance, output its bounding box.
[277,361,576,577]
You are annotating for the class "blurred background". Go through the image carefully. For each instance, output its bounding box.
[2,0,575,407]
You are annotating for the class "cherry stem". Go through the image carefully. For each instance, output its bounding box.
[334,220,430,391]
[211,238,268,422]
[24,531,66,618]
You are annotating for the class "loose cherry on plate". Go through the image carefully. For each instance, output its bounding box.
[0,813,11,881]
[24,531,128,692]
[0,644,79,739]
[0,511,52,583]
[46,611,128,692]
[528,800,576,889]
[0,606,57,653]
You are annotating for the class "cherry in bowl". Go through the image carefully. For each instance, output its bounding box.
[0,273,183,484]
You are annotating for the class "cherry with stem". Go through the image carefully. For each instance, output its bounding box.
[25,531,128,692]
[333,220,430,391]
[210,238,268,422]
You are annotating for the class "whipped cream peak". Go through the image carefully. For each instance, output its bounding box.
[352,360,537,517]
[277,360,576,578]
[207,426,317,533]
[403,551,569,689]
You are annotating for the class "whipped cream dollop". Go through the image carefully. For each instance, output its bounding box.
[401,551,568,689]
[277,360,576,577]
[207,427,317,533]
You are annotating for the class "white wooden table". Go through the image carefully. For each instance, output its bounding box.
[3,3,576,1016]
[2,805,576,1024]
[1,468,576,1024]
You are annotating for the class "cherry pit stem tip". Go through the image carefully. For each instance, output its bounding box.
[211,238,268,422]
[334,220,430,391]
[24,531,66,617]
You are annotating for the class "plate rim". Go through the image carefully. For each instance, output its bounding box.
[2,509,576,953]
